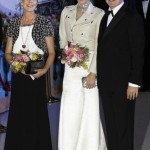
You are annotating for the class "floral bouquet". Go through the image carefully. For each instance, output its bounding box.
[61,44,89,70]
[10,50,41,73]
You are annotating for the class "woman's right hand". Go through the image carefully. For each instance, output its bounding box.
[85,72,96,89]
[31,68,47,79]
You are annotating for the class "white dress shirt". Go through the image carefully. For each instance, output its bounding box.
[142,0,149,18]
[107,2,124,26]
[107,2,140,88]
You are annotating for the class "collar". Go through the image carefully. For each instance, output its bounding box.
[109,1,124,16]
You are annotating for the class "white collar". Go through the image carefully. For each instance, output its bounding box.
[142,0,149,2]
[109,2,124,16]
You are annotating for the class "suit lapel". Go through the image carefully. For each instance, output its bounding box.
[98,12,109,42]
[101,5,127,41]
[146,0,150,21]
[137,0,145,19]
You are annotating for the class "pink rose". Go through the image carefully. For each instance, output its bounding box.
[22,54,30,62]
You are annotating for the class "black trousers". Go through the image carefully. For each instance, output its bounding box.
[99,89,135,150]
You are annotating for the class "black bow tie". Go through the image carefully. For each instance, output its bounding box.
[106,10,114,17]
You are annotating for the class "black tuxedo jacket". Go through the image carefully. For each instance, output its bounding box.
[145,1,150,53]
[125,0,150,27]
[126,0,150,87]
[124,0,144,17]
[97,4,145,91]
[0,14,2,48]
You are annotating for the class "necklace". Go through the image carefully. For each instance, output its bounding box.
[21,25,32,49]
[77,1,90,13]
[20,15,36,49]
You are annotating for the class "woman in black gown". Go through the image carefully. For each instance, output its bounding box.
[4,0,55,149]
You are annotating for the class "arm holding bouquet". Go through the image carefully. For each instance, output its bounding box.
[59,7,68,50]
[4,37,13,65]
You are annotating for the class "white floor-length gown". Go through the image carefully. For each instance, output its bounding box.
[58,53,107,150]
[58,2,107,149]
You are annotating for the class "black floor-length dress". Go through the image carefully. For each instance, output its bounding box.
[4,72,52,150]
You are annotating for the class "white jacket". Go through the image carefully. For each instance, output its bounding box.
[59,2,104,74]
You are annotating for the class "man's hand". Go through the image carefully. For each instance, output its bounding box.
[127,86,139,100]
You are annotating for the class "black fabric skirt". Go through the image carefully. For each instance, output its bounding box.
[4,72,52,150]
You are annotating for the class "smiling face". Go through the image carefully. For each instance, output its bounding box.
[77,0,89,5]
[106,0,124,9]
[21,0,37,12]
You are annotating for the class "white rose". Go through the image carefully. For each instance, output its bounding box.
[71,56,77,62]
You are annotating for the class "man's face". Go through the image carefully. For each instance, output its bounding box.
[106,0,124,9]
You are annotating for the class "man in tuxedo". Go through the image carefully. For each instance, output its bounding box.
[139,0,150,90]
[124,0,149,17]
[125,0,150,90]
[97,0,145,150]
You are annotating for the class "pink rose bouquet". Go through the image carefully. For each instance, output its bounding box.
[61,44,89,70]
[10,50,39,73]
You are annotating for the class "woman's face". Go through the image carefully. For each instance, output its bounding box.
[77,0,89,5]
[21,0,37,12]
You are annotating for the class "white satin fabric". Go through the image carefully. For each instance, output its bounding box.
[58,53,107,150]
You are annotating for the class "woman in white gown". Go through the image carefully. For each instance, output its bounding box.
[58,0,107,150]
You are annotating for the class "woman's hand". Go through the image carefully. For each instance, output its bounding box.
[32,68,47,79]
[30,36,55,80]
[85,72,96,89]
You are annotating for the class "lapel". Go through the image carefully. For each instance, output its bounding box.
[75,2,95,25]
[68,2,95,28]
[98,12,108,43]
[146,0,150,20]
[66,5,77,29]
[138,0,145,19]
[101,4,127,41]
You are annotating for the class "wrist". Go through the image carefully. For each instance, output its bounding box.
[9,60,13,65]
[89,72,96,77]
[42,68,48,74]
